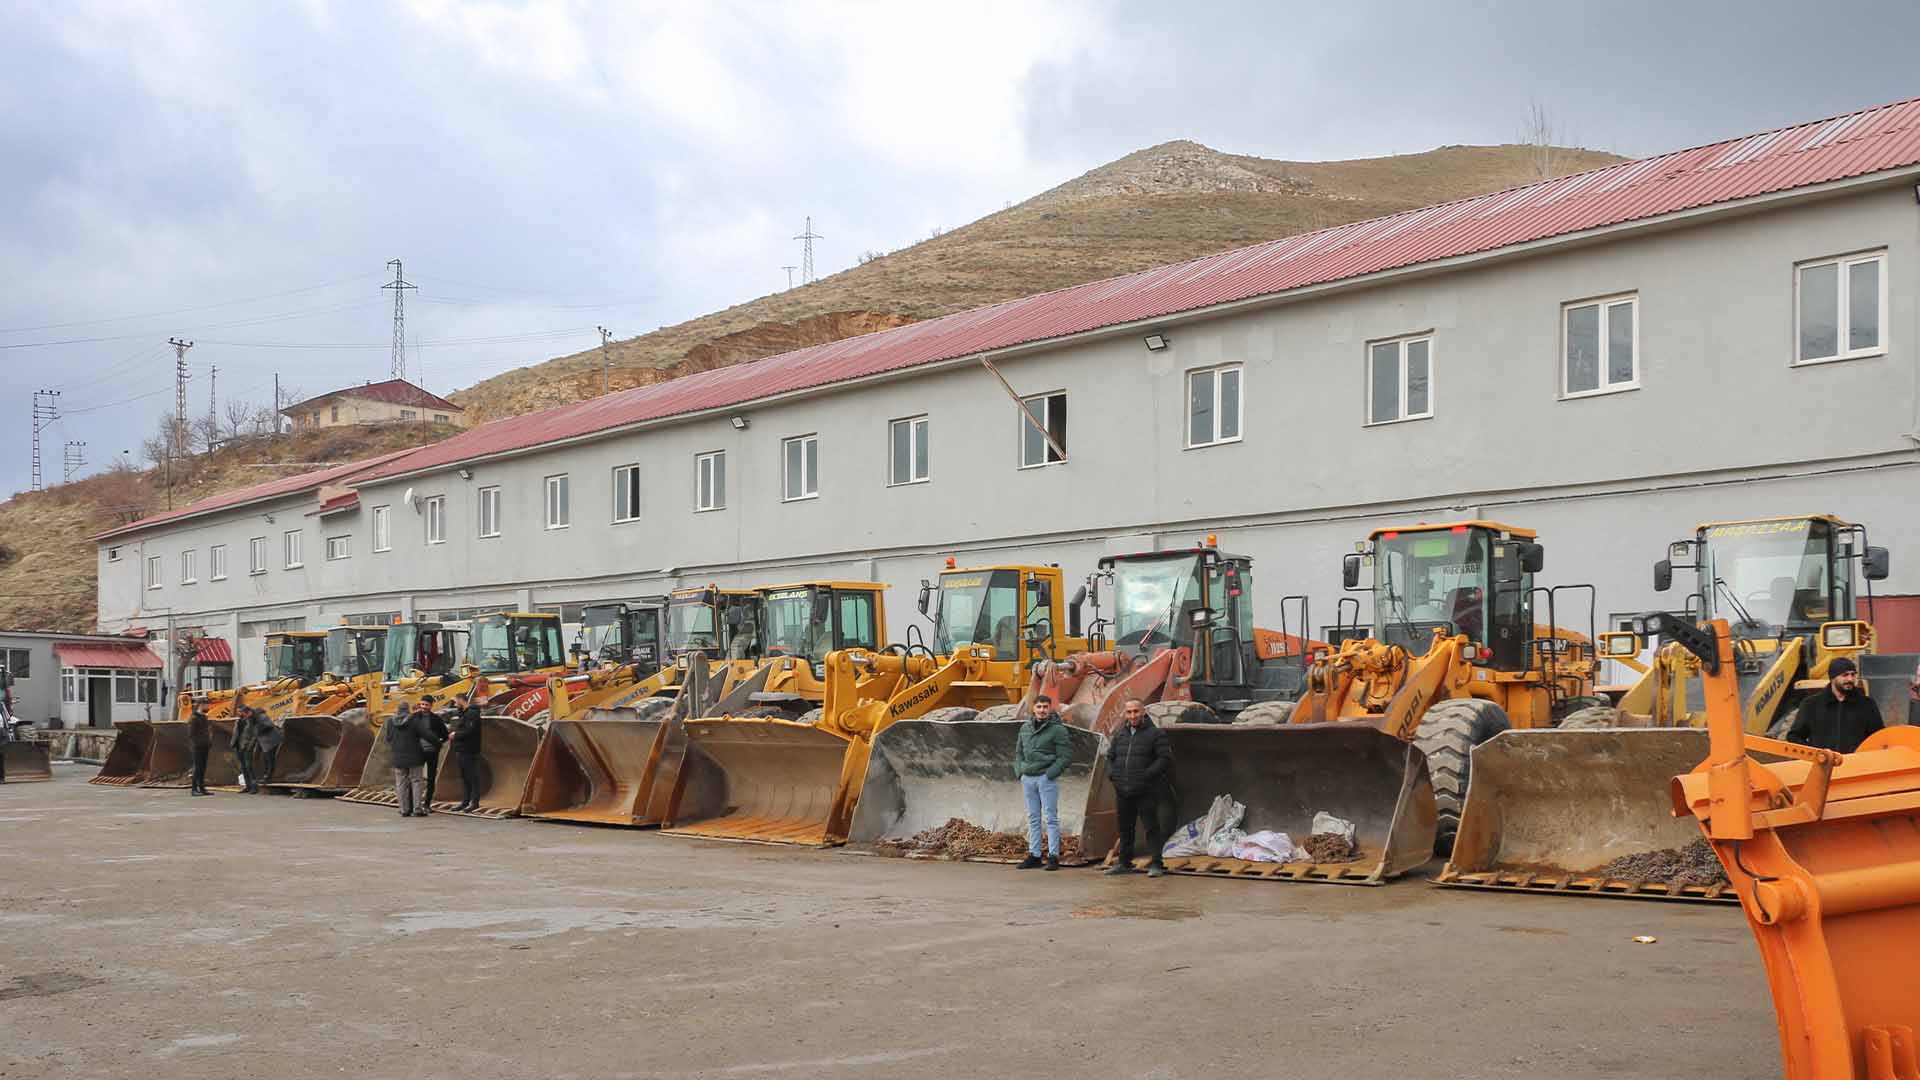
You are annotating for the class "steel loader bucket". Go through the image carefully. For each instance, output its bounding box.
[520,699,681,826]
[1,740,52,782]
[89,721,155,786]
[663,717,858,846]
[1437,728,1731,902]
[1082,723,1436,884]
[427,714,543,818]
[846,719,1101,849]
[138,722,195,787]
[339,717,401,808]
[264,709,376,795]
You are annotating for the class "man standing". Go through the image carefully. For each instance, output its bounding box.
[233,705,260,792]
[187,707,213,796]
[421,697,450,807]
[388,700,437,818]
[1014,695,1074,870]
[1787,657,1884,753]
[1105,698,1172,878]
[448,685,487,813]
[251,709,283,790]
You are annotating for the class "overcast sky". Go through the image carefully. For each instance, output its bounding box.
[5,1,1917,495]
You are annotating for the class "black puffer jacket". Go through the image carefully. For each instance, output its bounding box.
[1788,690,1884,754]
[1106,719,1171,797]
[387,711,437,769]
[450,704,483,754]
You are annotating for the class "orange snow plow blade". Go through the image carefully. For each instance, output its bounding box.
[90,721,155,786]
[663,718,860,847]
[263,709,376,794]
[519,699,683,826]
[1082,722,1436,884]
[1,740,52,782]
[1437,728,1736,902]
[846,717,1101,847]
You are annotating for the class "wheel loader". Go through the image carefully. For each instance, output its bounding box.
[0,665,50,782]
[251,624,395,796]
[1441,513,1914,903]
[567,600,668,680]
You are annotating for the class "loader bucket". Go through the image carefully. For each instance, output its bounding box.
[519,701,679,826]
[339,718,401,808]
[1436,729,1732,902]
[1082,723,1436,884]
[138,722,196,787]
[427,714,543,818]
[1,740,52,782]
[846,719,1101,853]
[264,709,375,794]
[663,717,857,846]
[89,721,155,786]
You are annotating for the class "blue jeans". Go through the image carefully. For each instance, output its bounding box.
[1022,773,1062,857]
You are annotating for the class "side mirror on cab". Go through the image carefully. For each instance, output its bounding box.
[1866,546,1892,581]
[1653,559,1673,592]
[1068,585,1086,638]
[1518,541,1545,574]
[916,579,932,616]
[1342,553,1363,590]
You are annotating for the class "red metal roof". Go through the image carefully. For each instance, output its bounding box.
[55,643,162,669]
[354,96,1920,486]
[95,448,417,541]
[191,638,234,664]
[283,378,462,414]
[314,491,359,517]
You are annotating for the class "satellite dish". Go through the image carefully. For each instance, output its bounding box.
[402,487,417,510]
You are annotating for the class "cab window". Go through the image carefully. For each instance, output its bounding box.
[836,591,878,650]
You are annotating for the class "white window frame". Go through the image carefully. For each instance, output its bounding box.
[249,537,267,575]
[400,408,417,420]
[1560,293,1639,399]
[425,496,446,545]
[478,486,502,538]
[433,413,450,423]
[782,435,819,502]
[613,464,642,523]
[146,555,162,591]
[1364,335,1435,426]
[209,544,228,581]
[283,530,303,569]
[180,549,197,585]
[544,474,571,530]
[107,546,123,563]
[1186,363,1245,447]
[695,451,726,512]
[325,535,351,561]
[1795,250,1888,366]
[372,505,391,552]
[1018,391,1068,469]
[888,416,930,486]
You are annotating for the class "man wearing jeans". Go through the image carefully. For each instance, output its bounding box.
[1014,695,1073,870]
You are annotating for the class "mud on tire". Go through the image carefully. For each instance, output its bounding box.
[1149,701,1219,726]
[1414,697,1511,857]
[974,703,1021,725]
[1233,700,1296,726]
[1556,705,1621,730]
[917,706,980,724]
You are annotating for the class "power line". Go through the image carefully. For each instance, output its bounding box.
[383,259,417,382]
[0,272,376,335]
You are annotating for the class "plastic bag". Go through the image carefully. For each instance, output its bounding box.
[1311,812,1356,844]
[1232,830,1301,863]
[1205,827,1246,858]
[1162,794,1245,857]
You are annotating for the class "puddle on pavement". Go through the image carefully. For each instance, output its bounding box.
[1069,904,1200,921]
[0,972,106,1000]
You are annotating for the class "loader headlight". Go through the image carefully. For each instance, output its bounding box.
[1821,623,1858,649]
[1599,631,1641,658]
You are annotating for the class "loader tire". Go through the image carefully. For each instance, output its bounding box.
[917,707,980,724]
[1765,706,1800,742]
[1557,705,1621,730]
[629,696,675,723]
[1149,701,1219,726]
[1234,700,1296,726]
[1557,695,1612,717]
[735,704,802,720]
[1414,698,1510,857]
[975,703,1021,725]
[797,708,823,726]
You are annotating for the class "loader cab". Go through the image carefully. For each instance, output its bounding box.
[463,613,566,676]
[1350,522,1541,672]
[264,632,327,684]
[1092,543,1265,703]
[323,625,388,679]
[1657,515,1886,644]
[383,622,467,680]
[758,582,885,676]
[666,587,762,662]
[575,601,667,677]
[925,565,1071,663]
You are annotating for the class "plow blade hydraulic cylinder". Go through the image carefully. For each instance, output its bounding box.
[519,700,683,826]
[1082,722,1436,884]
[263,710,376,794]
[847,718,1100,847]
[1,740,52,782]
[663,717,859,847]
[89,721,155,786]
[1437,729,1731,902]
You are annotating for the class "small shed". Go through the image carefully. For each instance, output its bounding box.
[53,640,166,728]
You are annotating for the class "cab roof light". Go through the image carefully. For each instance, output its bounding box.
[1451,525,1468,534]
[945,557,956,569]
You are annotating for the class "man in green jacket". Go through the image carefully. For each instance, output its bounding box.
[1015,695,1074,870]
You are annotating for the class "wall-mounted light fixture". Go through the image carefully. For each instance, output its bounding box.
[263,513,275,524]
[729,415,749,430]
[1143,333,1169,352]
[458,468,472,481]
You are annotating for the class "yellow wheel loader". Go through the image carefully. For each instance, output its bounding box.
[1,663,50,782]
[253,624,394,796]
[1442,513,1912,902]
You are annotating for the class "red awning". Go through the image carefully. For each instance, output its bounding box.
[314,491,359,517]
[192,638,234,664]
[54,643,163,670]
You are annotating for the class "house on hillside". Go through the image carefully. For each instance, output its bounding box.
[281,379,467,431]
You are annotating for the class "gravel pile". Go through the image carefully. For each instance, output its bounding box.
[875,817,1082,862]
[1304,832,1360,863]
[1600,839,1728,886]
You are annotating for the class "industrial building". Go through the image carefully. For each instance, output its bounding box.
[94,97,1920,685]
[0,629,167,729]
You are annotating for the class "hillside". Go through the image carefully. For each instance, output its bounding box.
[453,141,1622,419]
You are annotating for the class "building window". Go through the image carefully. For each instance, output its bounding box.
[433,413,450,423]
[107,546,123,563]
[1563,294,1637,397]
[477,486,501,537]
[696,451,726,511]
[400,409,417,420]
[782,435,819,501]
[1797,251,1886,365]
[308,411,319,427]
[545,474,571,529]
[372,505,391,552]
[326,535,351,560]
[115,669,137,704]
[425,496,446,544]
[61,668,81,703]
[4,648,29,680]
[1366,337,1434,425]
[1018,392,1068,468]
[1187,364,1244,446]
[613,465,642,522]
[889,416,930,485]
[179,549,196,585]
[209,544,227,580]
[283,530,304,568]
[146,556,162,590]
[249,537,267,575]
[330,404,340,423]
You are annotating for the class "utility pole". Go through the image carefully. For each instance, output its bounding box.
[781,265,797,290]
[29,389,60,492]
[63,441,87,483]
[794,217,822,285]
[597,326,614,395]
[382,259,416,382]
[169,337,193,455]
[273,373,281,438]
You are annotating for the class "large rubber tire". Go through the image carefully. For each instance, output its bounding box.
[917,706,980,724]
[735,704,801,720]
[1765,706,1800,742]
[1556,705,1621,730]
[1234,700,1296,726]
[975,703,1021,725]
[1149,701,1218,726]
[1414,698,1511,857]
[1557,695,1612,717]
[627,696,675,723]
[797,707,823,726]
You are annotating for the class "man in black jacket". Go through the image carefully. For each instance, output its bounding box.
[232,705,259,792]
[448,685,487,813]
[251,709,283,790]
[1787,657,1884,753]
[1105,698,1173,878]
[388,700,439,817]
[421,697,450,808]
[187,708,213,796]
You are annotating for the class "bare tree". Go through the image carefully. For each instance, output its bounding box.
[1520,99,1562,180]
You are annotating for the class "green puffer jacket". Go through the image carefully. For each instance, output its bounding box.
[1015,716,1074,780]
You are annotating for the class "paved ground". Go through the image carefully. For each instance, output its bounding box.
[2,766,1781,1079]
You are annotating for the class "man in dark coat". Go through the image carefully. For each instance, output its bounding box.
[232,705,260,792]
[388,700,439,817]
[1105,698,1173,878]
[421,697,450,807]
[251,708,283,790]
[1788,657,1884,753]
[448,684,488,814]
[187,708,213,796]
